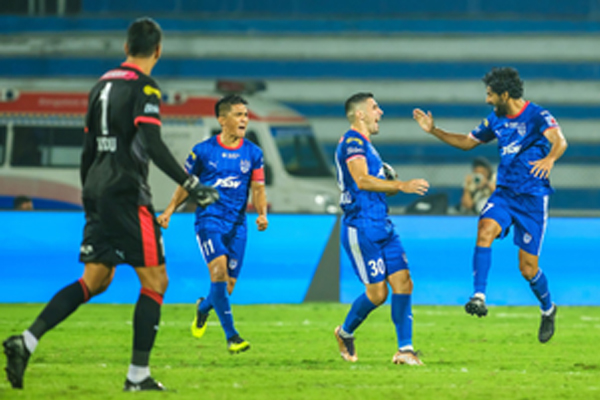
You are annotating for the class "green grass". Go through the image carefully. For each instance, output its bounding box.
[1,303,599,400]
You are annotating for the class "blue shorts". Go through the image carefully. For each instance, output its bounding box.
[195,219,247,279]
[480,188,549,256]
[341,219,408,285]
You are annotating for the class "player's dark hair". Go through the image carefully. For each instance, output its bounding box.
[13,195,32,209]
[472,156,493,178]
[215,94,248,118]
[344,92,374,118]
[126,17,162,57]
[483,67,524,99]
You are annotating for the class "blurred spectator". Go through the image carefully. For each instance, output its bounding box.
[13,195,34,210]
[459,157,496,215]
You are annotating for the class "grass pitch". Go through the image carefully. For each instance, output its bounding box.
[0,303,599,400]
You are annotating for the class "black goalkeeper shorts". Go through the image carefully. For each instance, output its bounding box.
[79,196,165,267]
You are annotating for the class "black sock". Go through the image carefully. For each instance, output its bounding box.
[131,288,163,367]
[28,279,90,339]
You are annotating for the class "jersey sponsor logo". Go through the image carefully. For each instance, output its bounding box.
[222,152,240,159]
[143,85,161,99]
[346,146,363,155]
[143,103,160,114]
[346,137,363,146]
[240,159,251,173]
[541,110,558,127]
[97,137,117,152]
[214,176,242,189]
[501,140,521,156]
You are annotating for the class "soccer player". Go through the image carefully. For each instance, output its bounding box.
[158,94,268,354]
[413,67,567,343]
[334,92,429,365]
[2,17,219,391]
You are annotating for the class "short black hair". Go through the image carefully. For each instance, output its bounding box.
[482,67,524,99]
[13,195,32,209]
[344,92,374,119]
[472,156,493,178]
[126,17,162,57]
[215,94,248,118]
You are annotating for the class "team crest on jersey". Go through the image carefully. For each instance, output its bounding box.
[346,137,363,146]
[143,85,161,99]
[523,233,532,244]
[240,159,251,173]
[229,259,238,270]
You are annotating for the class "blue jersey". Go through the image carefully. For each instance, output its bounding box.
[184,135,264,226]
[334,129,388,225]
[470,101,559,196]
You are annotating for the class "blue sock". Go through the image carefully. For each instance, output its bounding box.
[391,294,413,349]
[342,293,377,334]
[199,293,213,314]
[210,282,238,340]
[473,246,492,295]
[529,269,552,312]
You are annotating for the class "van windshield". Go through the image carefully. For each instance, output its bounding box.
[271,126,332,178]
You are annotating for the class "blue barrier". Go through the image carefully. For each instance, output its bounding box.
[341,216,600,306]
[0,212,337,304]
[2,58,600,81]
[1,213,598,305]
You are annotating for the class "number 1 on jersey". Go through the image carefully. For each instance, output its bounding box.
[99,82,113,136]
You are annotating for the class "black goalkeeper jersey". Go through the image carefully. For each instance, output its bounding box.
[81,62,164,206]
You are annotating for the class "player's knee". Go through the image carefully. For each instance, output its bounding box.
[367,286,388,306]
[210,267,228,282]
[519,262,537,280]
[476,229,496,246]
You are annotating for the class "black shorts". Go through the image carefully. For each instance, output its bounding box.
[79,196,165,267]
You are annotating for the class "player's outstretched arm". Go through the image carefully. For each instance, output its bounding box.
[157,185,189,229]
[348,157,426,195]
[397,178,430,195]
[250,181,268,231]
[412,108,479,151]
[529,127,568,179]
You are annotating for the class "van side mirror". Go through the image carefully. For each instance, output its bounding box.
[264,163,273,186]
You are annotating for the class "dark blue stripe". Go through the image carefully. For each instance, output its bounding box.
[2,16,600,34]
[0,196,82,210]
[2,58,600,80]
[386,188,600,210]
[289,103,600,119]
[322,143,600,165]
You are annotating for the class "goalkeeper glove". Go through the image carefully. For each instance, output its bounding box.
[183,175,219,208]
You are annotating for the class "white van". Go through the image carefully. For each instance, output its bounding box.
[0,85,339,213]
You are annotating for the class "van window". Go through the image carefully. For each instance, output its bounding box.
[11,126,83,167]
[271,126,332,178]
[0,126,6,165]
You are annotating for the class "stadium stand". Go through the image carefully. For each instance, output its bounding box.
[1,1,599,214]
